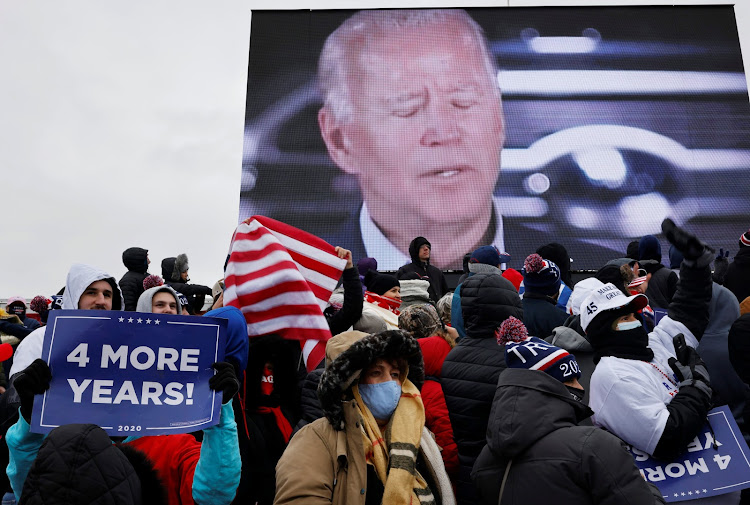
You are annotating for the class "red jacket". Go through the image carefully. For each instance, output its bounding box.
[418,335,459,479]
[127,435,200,505]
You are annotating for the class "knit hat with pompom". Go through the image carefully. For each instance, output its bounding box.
[29,296,51,313]
[521,254,561,296]
[740,228,750,248]
[496,316,581,383]
[143,275,165,291]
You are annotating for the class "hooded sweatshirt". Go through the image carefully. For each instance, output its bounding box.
[471,369,665,505]
[396,237,448,302]
[11,264,124,377]
[136,286,184,315]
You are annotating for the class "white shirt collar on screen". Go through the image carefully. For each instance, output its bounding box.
[360,199,505,271]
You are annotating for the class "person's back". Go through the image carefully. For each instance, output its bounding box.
[441,272,522,505]
[520,254,568,338]
[698,283,747,427]
[119,247,150,311]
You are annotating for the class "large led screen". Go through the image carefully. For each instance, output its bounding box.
[241,6,750,271]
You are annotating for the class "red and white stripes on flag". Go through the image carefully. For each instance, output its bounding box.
[224,216,347,372]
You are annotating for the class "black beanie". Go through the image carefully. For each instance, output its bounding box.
[364,270,400,296]
[595,264,628,295]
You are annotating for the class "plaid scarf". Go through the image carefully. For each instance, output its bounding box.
[353,378,435,505]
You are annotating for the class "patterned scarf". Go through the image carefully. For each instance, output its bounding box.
[364,291,401,315]
[352,378,435,505]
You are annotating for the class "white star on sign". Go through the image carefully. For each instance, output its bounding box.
[703,490,707,493]
[128,317,134,323]
[118,317,124,323]
[688,491,693,495]
[137,318,143,324]
[681,493,686,496]
[154,320,160,325]
[146,319,151,324]
[673,494,679,498]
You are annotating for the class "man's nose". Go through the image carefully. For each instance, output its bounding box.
[420,100,460,147]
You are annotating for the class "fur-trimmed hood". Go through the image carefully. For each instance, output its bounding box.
[317,330,424,430]
[161,254,189,283]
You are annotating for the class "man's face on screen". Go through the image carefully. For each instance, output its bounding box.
[331,21,504,226]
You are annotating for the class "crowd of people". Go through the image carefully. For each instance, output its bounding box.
[0,218,749,505]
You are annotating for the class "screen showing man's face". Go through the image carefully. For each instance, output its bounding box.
[334,20,503,230]
[240,7,750,271]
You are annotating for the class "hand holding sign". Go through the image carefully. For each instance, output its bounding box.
[15,359,51,423]
[209,361,240,404]
[31,310,228,436]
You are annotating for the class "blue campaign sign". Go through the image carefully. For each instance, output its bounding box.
[31,310,227,436]
[627,406,750,502]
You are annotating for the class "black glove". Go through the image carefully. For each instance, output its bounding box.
[209,361,240,404]
[668,336,711,400]
[713,252,730,285]
[14,359,52,423]
[662,218,714,268]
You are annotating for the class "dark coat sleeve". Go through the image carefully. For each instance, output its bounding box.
[293,368,325,433]
[0,321,32,340]
[583,430,667,504]
[327,268,363,336]
[652,385,712,461]
[668,263,713,341]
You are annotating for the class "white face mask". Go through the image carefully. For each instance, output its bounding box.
[616,320,642,331]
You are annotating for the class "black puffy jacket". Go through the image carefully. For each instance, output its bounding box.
[441,272,523,505]
[119,247,149,311]
[472,369,665,505]
[21,423,166,505]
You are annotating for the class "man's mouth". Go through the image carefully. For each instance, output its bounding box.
[424,165,470,178]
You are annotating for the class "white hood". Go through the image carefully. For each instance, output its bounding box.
[61,263,124,310]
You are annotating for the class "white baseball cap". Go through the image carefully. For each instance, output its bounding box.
[579,283,648,333]
[566,277,604,316]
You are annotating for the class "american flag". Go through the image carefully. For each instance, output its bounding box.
[224,216,347,372]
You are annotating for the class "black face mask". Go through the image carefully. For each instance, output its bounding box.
[566,385,585,402]
[8,305,26,320]
[589,316,653,364]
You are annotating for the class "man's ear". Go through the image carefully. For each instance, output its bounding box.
[318,107,360,175]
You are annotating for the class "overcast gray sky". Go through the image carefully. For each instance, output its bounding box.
[1,0,748,298]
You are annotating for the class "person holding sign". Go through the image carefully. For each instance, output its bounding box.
[6,356,241,505]
[10,263,125,378]
[584,219,715,461]
[274,330,455,505]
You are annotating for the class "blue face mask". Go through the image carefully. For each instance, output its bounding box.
[358,380,402,421]
[617,320,642,331]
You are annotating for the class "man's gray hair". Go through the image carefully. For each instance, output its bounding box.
[318,9,499,123]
